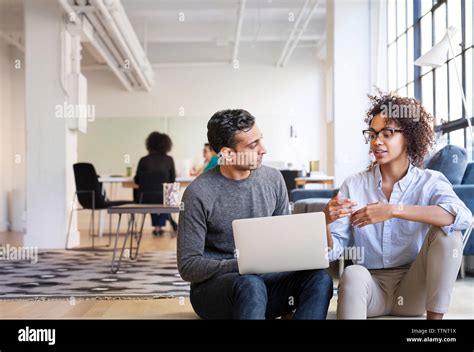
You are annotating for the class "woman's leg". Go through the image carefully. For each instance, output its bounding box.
[337,265,391,319]
[150,214,168,234]
[391,226,463,318]
[155,214,168,227]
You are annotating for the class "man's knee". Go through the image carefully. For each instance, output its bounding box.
[303,269,333,297]
[233,275,267,300]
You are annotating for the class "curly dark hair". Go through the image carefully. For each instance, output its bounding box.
[364,91,435,168]
[207,109,255,153]
[146,132,172,155]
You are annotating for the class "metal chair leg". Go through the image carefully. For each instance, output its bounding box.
[460,256,466,279]
[107,214,112,247]
[462,221,473,250]
[91,208,95,249]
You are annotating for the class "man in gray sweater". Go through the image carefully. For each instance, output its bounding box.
[177,109,333,319]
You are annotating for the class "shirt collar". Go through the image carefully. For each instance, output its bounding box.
[374,163,416,192]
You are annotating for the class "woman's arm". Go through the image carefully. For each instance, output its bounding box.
[392,204,455,227]
[323,192,356,248]
[323,182,355,259]
[325,224,334,248]
[351,203,455,228]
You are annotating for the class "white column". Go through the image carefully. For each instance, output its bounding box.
[330,0,372,186]
[0,41,12,232]
[24,0,78,248]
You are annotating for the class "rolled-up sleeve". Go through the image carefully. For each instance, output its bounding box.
[428,173,473,235]
[327,181,353,261]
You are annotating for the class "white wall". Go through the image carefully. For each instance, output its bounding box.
[85,62,327,174]
[0,41,26,233]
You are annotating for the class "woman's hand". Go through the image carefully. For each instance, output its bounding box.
[351,202,394,228]
[324,193,357,225]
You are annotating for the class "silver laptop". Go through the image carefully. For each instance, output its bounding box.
[232,212,329,275]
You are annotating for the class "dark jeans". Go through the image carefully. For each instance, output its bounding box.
[190,270,333,320]
[151,213,168,227]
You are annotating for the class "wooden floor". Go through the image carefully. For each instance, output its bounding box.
[1,228,473,319]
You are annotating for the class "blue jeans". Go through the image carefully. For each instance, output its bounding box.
[190,270,333,320]
[151,213,168,227]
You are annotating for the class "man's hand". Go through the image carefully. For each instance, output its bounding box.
[351,202,394,228]
[323,192,357,225]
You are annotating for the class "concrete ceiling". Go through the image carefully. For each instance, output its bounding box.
[120,0,327,65]
[0,0,327,66]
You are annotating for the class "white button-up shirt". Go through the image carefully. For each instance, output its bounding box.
[328,164,472,269]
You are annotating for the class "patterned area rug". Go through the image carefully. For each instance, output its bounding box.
[0,250,189,300]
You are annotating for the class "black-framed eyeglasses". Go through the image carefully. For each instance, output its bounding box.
[362,128,404,144]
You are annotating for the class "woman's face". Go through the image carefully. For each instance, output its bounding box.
[369,114,408,166]
[203,146,213,161]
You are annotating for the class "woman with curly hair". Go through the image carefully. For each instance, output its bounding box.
[135,132,176,236]
[323,92,472,319]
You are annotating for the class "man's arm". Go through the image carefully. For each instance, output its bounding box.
[177,188,238,284]
[273,172,290,216]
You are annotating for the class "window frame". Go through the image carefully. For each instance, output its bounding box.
[387,0,473,155]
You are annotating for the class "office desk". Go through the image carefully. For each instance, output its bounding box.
[294,176,335,188]
[99,176,196,189]
[107,204,180,273]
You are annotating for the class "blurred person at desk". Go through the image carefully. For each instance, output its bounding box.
[135,131,177,236]
[191,143,219,175]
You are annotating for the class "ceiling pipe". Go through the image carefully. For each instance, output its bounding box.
[85,12,139,87]
[59,0,138,92]
[232,0,246,64]
[58,0,79,23]
[0,31,24,53]
[281,0,321,67]
[79,13,133,91]
[105,0,154,85]
[153,61,229,69]
[84,61,230,70]
[90,0,152,91]
[145,35,322,44]
[276,0,310,67]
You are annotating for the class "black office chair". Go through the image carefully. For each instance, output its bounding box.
[66,163,131,250]
[135,172,178,233]
[280,169,302,196]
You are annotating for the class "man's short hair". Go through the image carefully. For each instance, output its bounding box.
[207,109,255,153]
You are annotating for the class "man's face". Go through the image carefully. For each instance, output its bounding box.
[221,124,267,170]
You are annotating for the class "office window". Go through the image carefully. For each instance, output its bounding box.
[467,0,472,48]
[387,0,415,94]
[433,2,446,44]
[420,13,432,75]
[435,64,448,125]
[398,34,407,87]
[467,48,473,117]
[388,0,474,155]
[421,0,433,16]
[421,72,434,115]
